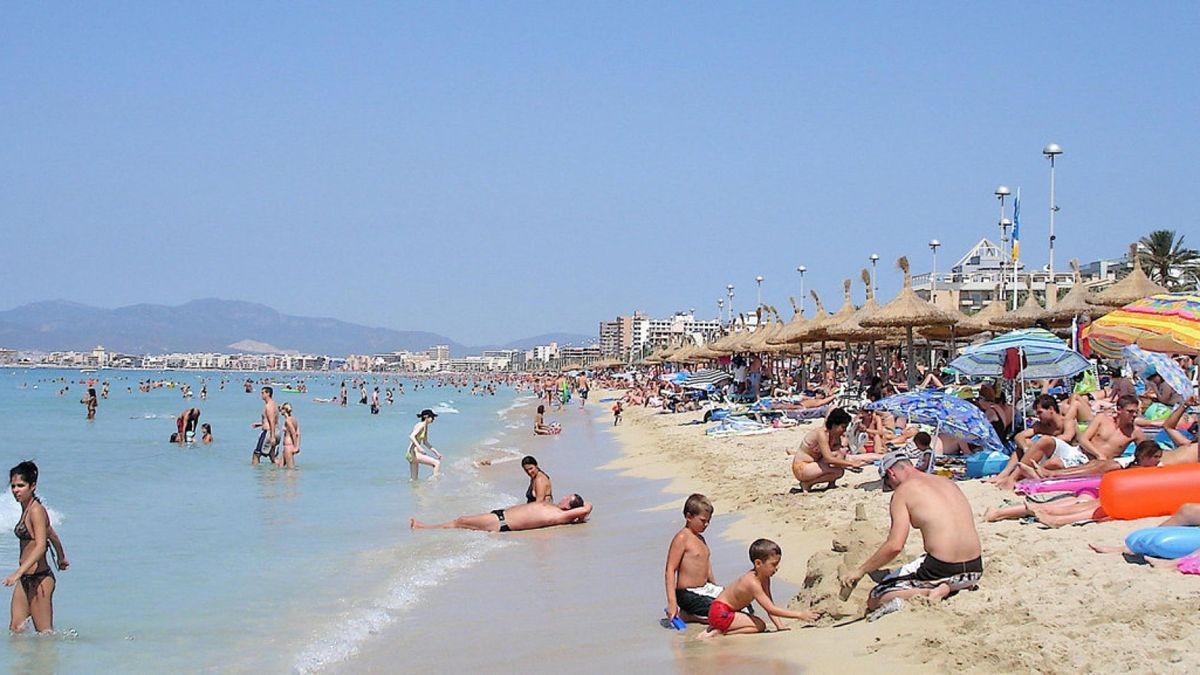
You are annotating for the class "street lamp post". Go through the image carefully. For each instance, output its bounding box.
[726,284,735,324]
[1044,143,1063,306]
[995,185,1011,303]
[717,298,724,325]
[755,276,764,310]
[869,253,880,296]
[999,218,1012,305]
[929,239,942,305]
[796,266,807,316]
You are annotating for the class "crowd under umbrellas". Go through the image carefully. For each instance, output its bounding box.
[645,241,1196,416]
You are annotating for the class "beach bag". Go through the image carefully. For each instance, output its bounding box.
[1073,369,1099,395]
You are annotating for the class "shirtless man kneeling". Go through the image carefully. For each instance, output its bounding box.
[410,494,592,532]
[841,451,983,613]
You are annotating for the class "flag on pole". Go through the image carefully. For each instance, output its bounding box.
[1011,188,1021,260]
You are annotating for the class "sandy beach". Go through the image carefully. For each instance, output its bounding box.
[606,401,1200,673]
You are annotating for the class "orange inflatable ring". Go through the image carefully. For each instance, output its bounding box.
[1099,464,1200,520]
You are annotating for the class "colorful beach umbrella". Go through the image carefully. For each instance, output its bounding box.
[1122,344,1196,399]
[1085,292,1200,358]
[947,328,1090,380]
[681,369,733,389]
[866,390,1005,454]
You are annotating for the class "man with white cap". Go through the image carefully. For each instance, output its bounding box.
[840,450,983,613]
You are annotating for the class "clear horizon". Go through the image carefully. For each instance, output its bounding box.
[4,3,1198,342]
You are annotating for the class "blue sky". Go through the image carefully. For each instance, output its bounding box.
[3,3,1197,344]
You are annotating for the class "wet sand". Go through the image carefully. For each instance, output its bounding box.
[343,395,800,673]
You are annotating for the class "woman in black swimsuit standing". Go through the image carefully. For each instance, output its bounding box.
[5,461,68,633]
[521,456,553,503]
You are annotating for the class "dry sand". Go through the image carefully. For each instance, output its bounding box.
[606,401,1200,674]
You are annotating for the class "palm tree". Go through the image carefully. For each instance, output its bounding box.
[1137,229,1200,291]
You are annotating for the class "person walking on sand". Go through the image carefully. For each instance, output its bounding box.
[6,461,69,633]
[251,386,280,466]
[407,409,442,479]
[840,451,983,615]
[280,402,301,468]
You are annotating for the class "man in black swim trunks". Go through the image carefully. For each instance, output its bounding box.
[251,386,280,466]
[409,495,592,532]
[840,451,983,612]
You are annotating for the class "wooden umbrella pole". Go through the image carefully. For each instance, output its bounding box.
[906,326,917,390]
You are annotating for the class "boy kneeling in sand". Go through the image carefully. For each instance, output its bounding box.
[700,539,821,638]
[665,494,720,624]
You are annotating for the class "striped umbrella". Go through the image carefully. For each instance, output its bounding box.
[947,328,1090,380]
[1122,344,1196,399]
[681,369,733,389]
[1085,292,1200,358]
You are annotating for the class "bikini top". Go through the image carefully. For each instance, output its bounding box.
[14,498,40,541]
[526,471,550,503]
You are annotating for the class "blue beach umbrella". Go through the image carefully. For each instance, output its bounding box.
[1123,344,1195,399]
[947,328,1091,380]
[867,390,1006,454]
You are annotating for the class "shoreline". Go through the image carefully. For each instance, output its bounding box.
[605,401,1200,673]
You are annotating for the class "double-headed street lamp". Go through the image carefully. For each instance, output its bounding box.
[995,185,1011,302]
[755,276,764,310]
[869,253,880,296]
[726,284,735,324]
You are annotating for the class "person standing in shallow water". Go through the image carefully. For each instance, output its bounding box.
[6,461,69,633]
[82,387,98,420]
[407,409,442,479]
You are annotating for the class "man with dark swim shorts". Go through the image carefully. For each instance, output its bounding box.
[251,386,280,466]
[841,451,983,613]
[410,495,592,532]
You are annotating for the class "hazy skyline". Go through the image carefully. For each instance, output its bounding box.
[4,3,1198,343]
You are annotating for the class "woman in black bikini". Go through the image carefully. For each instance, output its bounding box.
[521,456,553,503]
[5,461,69,633]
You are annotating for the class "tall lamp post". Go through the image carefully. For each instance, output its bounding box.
[1044,143,1063,306]
[796,265,807,316]
[929,239,942,304]
[755,276,764,311]
[995,185,1011,303]
[869,253,880,296]
[999,218,1012,305]
[717,298,724,325]
[726,284,735,324]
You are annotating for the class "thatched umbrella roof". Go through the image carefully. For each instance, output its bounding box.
[1044,260,1099,326]
[991,277,1049,329]
[1090,244,1169,309]
[826,270,887,343]
[861,256,957,387]
[804,280,857,342]
[768,297,807,346]
[957,298,1009,334]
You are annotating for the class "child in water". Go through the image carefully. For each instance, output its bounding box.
[700,539,821,638]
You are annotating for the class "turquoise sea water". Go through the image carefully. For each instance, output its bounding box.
[0,369,528,673]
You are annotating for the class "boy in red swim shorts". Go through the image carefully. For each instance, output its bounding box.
[700,539,821,638]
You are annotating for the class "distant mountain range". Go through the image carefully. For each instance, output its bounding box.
[0,299,593,356]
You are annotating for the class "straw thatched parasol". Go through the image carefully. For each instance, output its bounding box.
[1089,244,1170,309]
[768,297,807,346]
[955,296,1010,335]
[745,307,785,353]
[861,256,957,388]
[826,270,886,343]
[991,277,1049,329]
[803,280,856,343]
[1044,260,1098,327]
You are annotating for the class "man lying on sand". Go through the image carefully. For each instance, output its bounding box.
[698,539,821,638]
[410,495,592,532]
[841,451,983,613]
[986,441,1163,526]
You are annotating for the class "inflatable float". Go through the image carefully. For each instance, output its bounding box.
[1099,464,1200,520]
[1124,526,1200,560]
[1015,475,1101,498]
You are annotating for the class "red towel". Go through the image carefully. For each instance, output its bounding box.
[1003,347,1021,380]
